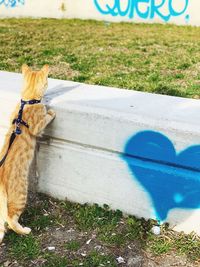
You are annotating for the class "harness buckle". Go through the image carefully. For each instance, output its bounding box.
[15,126,22,135]
[13,98,41,135]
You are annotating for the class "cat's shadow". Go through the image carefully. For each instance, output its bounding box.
[43,83,80,104]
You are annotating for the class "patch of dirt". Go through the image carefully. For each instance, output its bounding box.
[50,60,79,79]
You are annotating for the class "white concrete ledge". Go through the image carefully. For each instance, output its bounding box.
[1,71,200,235]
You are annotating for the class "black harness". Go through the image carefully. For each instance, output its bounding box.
[0,99,41,167]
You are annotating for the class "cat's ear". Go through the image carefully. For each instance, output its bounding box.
[22,64,30,75]
[41,64,49,75]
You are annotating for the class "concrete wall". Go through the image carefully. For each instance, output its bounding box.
[0,0,199,26]
[1,71,200,235]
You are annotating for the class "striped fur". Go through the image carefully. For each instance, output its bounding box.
[0,64,55,242]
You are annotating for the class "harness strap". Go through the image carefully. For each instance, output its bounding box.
[0,132,16,167]
[13,99,40,135]
[0,98,41,167]
[12,118,29,134]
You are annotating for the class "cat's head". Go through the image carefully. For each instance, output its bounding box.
[21,64,49,100]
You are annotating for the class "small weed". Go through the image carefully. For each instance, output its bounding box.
[23,203,54,231]
[173,233,200,261]
[30,214,54,230]
[126,216,153,242]
[148,72,160,82]
[82,251,117,267]
[7,233,40,260]
[149,237,173,255]
[44,253,68,267]
[73,74,90,82]
[74,203,123,230]
[153,84,186,97]
[177,62,191,70]
[100,232,126,246]
[174,73,184,79]
[64,53,78,64]
[65,240,81,251]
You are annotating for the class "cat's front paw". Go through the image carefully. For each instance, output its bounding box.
[47,109,56,119]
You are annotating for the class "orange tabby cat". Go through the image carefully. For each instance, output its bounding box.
[0,64,55,242]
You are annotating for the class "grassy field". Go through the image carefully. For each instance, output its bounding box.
[0,19,200,98]
[0,194,200,267]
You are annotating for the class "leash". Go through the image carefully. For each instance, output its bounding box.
[0,99,41,167]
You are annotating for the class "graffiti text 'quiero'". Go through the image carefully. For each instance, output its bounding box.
[94,0,189,22]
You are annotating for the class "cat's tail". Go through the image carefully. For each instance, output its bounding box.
[0,185,8,243]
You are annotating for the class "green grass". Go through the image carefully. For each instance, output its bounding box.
[148,236,173,255]
[73,203,123,230]
[2,194,200,266]
[1,19,200,98]
[7,233,40,261]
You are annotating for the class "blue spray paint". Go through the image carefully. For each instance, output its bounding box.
[0,0,25,8]
[94,0,189,22]
[122,131,200,221]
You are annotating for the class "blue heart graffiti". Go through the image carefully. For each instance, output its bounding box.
[123,130,200,221]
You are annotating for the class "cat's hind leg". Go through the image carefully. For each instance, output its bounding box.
[0,188,8,243]
[7,193,31,235]
[0,216,6,243]
[7,214,31,235]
